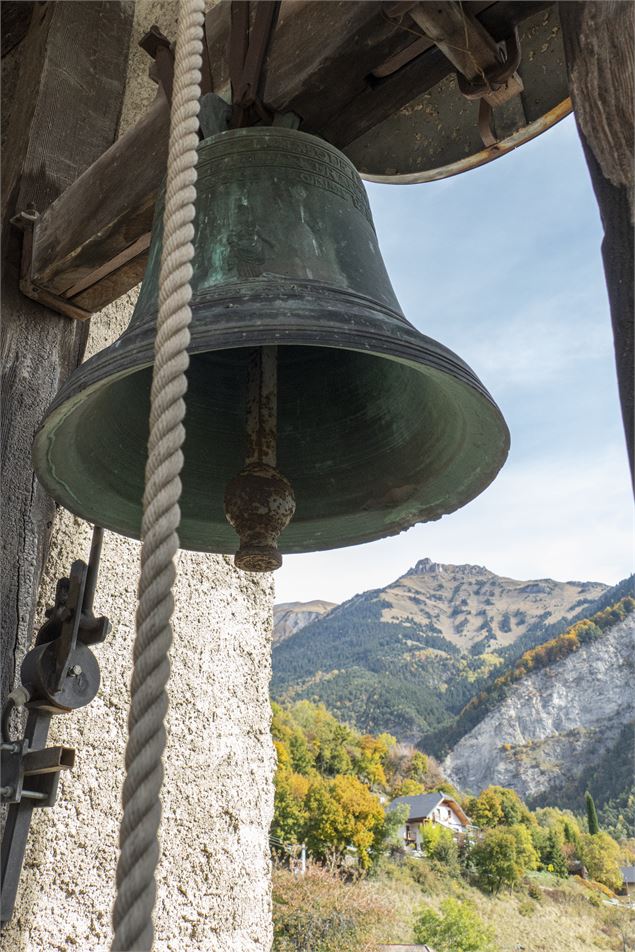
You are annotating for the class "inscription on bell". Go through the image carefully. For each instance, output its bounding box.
[197,130,373,226]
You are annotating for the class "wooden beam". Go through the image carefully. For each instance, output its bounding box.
[23,0,555,316]
[408,1,523,106]
[322,0,549,148]
[560,1,634,485]
[1,1,134,704]
[30,95,169,303]
[0,2,35,58]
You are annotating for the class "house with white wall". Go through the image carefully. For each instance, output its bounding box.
[388,792,473,849]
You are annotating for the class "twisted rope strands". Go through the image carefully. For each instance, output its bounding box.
[112,1,205,948]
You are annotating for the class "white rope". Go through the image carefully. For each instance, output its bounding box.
[112,1,205,948]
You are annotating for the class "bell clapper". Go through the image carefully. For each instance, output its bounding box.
[224,346,296,572]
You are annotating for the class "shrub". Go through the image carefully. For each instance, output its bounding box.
[403,856,437,891]
[578,832,622,891]
[413,898,495,952]
[420,824,460,872]
[273,865,395,952]
[518,899,535,917]
[574,875,615,898]
[526,881,542,901]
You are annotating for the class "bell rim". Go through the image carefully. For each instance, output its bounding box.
[33,281,510,554]
[38,280,503,416]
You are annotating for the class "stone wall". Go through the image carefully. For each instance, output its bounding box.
[3,3,276,949]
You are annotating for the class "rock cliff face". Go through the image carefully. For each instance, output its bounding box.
[443,616,635,801]
[273,600,337,644]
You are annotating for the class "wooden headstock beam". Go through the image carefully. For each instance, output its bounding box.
[22,0,553,317]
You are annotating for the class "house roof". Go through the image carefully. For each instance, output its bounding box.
[389,792,444,820]
[622,866,635,884]
[388,792,471,826]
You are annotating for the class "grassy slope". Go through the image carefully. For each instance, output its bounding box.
[273,862,633,952]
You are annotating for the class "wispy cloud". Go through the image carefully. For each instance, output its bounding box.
[275,116,633,607]
[276,444,633,604]
[463,290,613,391]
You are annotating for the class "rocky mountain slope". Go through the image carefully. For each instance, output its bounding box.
[271,559,623,742]
[273,600,337,645]
[443,611,635,806]
[374,558,606,651]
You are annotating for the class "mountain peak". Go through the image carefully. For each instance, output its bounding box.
[410,557,444,575]
[407,558,491,578]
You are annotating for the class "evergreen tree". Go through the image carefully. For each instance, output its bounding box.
[585,791,600,835]
[543,831,568,878]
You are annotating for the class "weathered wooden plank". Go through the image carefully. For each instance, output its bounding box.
[322,0,550,148]
[560,1,634,485]
[257,1,408,130]
[25,0,556,314]
[0,1,35,58]
[1,1,134,705]
[31,95,169,296]
[1,2,53,247]
[69,240,150,313]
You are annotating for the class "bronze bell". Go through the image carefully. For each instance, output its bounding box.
[33,128,509,568]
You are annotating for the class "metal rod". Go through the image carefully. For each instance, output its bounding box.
[244,346,278,467]
[1,711,52,925]
[83,525,104,614]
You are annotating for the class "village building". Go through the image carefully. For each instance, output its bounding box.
[621,866,635,897]
[388,792,474,849]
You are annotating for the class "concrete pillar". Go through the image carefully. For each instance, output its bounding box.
[3,3,275,948]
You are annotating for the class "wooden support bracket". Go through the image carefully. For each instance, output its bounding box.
[13,0,553,321]
[25,94,170,315]
[408,1,524,107]
[12,209,92,321]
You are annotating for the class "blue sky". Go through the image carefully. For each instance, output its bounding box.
[275,115,633,605]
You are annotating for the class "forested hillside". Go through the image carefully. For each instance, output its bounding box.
[271,559,628,744]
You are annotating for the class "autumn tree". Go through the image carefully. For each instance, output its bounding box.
[471,829,523,893]
[509,824,539,872]
[579,832,623,891]
[303,774,386,870]
[465,786,533,829]
[465,788,504,828]
[272,770,309,844]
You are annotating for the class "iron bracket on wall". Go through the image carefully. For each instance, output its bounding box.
[0,527,109,925]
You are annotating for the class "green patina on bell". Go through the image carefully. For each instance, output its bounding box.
[33,127,509,556]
